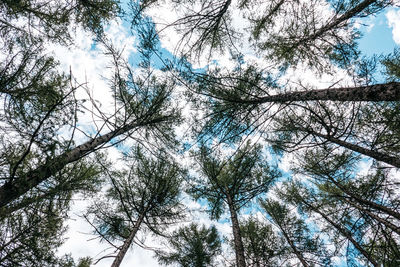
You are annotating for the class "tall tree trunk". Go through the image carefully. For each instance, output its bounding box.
[111,212,146,267]
[303,201,379,267]
[0,116,170,209]
[307,130,400,168]
[226,193,246,267]
[224,82,400,104]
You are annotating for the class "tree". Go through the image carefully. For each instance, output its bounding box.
[0,195,68,266]
[239,217,286,267]
[260,199,332,267]
[156,223,222,267]
[0,155,104,265]
[0,1,183,264]
[277,147,400,265]
[0,42,181,211]
[85,147,185,267]
[269,100,400,168]
[189,142,279,267]
[0,0,120,119]
[253,0,392,68]
[0,0,125,211]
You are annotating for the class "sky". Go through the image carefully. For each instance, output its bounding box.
[55,2,400,266]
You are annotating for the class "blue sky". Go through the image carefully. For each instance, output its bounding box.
[358,8,399,56]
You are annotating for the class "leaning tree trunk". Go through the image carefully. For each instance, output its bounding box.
[0,115,170,210]
[227,82,400,104]
[308,130,400,168]
[111,212,146,267]
[226,193,246,267]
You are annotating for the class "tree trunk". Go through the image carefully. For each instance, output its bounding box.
[229,82,400,104]
[111,212,146,267]
[306,130,400,168]
[0,116,170,209]
[226,193,246,267]
[304,201,379,267]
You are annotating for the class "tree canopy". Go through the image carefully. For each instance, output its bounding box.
[1,0,399,266]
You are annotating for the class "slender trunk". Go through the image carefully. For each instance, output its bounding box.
[327,176,400,220]
[226,193,246,267]
[304,201,379,267]
[111,212,146,267]
[0,116,169,209]
[309,130,400,168]
[279,227,309,267]
[227,82,400,104]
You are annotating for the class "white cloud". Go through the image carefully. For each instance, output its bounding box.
[386,8,400,44]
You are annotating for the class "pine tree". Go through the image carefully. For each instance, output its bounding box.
[269,101,400,168]
[0,41,180,211]
[260,199,332,267]
[156,223,222,267]
[85,147,185,267]
[278,147,400,265]
[188,142,279,267]
[239,217,286,266]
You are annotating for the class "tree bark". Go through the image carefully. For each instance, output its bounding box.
[227,82,400,104]
[111,212,146,267]
[0,116,170,209]
[226,193,246,267]
[308,130,400,168]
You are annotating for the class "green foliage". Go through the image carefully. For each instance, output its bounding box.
[239,217,286,266]
[280,146,400,266]
[0,198,68,266]
[58,254,92,267]
[191,64,280,144]
[0,0,119,45]
[261,199,332,266]
[381,47,400,80]
[189,142,279,220]
[156,223,222,267]
[86,147,185,251]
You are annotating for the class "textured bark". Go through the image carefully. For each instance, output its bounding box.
[231,82,400,104]
[111,212,145,267]
[226,193,246,267]
[309,131,400,168]
[305,201,379,267]
[0,116,169,209]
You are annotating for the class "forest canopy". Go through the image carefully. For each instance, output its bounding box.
[0,0,399,266]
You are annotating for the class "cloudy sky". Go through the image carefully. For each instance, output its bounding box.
[54,2,400,266]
